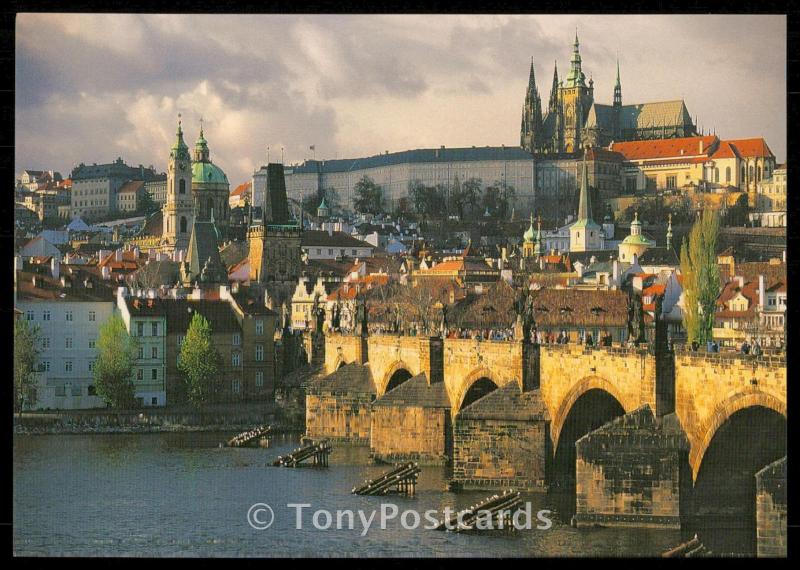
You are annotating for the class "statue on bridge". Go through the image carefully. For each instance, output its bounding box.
[514,289,536,342]
[355,294,368,336]
[627,290,646,346]
[312,293,325,334]
[331,301,341,332]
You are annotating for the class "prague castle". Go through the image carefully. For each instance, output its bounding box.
[521,31,698,155]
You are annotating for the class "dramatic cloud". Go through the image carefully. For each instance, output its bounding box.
[15,14,786,185]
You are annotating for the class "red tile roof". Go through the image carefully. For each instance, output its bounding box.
[724,138,774,159]
[231,181,251,197]
[610,135,717,161]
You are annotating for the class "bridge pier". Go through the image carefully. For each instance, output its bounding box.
[451,383,550,491]
[756,457,787,557]
[573,405,691,529]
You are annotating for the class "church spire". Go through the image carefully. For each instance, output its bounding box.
[533,215,543,257]
[613,58,622,107]
[666,213,673,250]
[521,57,543,153]
[565,28,585,88]
[577,150,593,223]
[171,113,189,159]
[548,61,559,114]
[194,117,210,163]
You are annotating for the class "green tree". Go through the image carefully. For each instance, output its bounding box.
[353,175,384,215]
[93,314,139,408]
[680,210,721,345]
[482,184,499,216]
[136,190,159,216]
[461,178,482,218]
[449,176,465,220]
[178,312,223,407]
[14,319,40,413]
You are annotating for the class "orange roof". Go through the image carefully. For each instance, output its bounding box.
[428,259,464,272]
[231,181,251,197]
[710,140,741,160]
[643,283,666,296]
[724,138,774,159]
[610,135,717,161]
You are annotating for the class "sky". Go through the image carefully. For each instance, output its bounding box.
[16,14,786,186]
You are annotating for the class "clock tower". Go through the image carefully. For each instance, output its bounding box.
[162,115,194,253]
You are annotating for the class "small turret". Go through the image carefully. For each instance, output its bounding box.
[666,213,673,250]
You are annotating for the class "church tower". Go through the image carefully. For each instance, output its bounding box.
[162,115,194,253]
[569,151,603,252]
[520,58,543,154]
[612,59,623,140]
[191,120,230,241]
[561,30,594,153]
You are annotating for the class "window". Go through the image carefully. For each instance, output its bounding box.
[65,310,73,322]
[41,337,50,350]
[316,248,321,255]
[328,249,333,255]
[151,397,158,406]
[255,371,264,387]
[666,175,677,189]
[645,176,656,191]
[232,333,241,346]
[88,339,95,349]
[352,249,357,256]
[726,167,731,183]
[232,378,241,394]
[255,344,264,362]
[40,360,50,372]
[180,216,187,234]
[89,311,96,322]
[88,385,96,396]
[137,322,144,336]
[151,322,158,336]
[232,352,241,366]
[151,369,158,381]
[151,346,158,359]
[64,360,73,373]
[26,310,34,321]
[255,320,264,335]
[139,346,144,359]
[65,337,73,349]
[89,361,95,372]
[43,310,51,321]
[714,168,719,183]
[179,179,186,194]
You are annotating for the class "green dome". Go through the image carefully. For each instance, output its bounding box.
[192,161,228,184]
[621,233,655,246]
[523,218,536,243]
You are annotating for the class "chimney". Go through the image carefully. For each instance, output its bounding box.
[736,275,744,288]
[699,139,704,154]
[50,257,60,279]
[758,274,765,309]
[101,266,111,280]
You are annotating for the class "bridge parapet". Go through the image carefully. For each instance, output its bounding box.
[368,334,443,396]
[324,333,368,375]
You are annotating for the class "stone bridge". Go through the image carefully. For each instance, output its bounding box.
[318,332,786,481]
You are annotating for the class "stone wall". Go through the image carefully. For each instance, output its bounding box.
[443,339,524,411]
[324,333,368,374]
[574,406,691,529]
[370,405,450,463]
[756,457,787,557]
[539,344,657,451]
[674,350,787,478]
[451,384,549,490]
[305,392,373,444]
[367,335,443,396]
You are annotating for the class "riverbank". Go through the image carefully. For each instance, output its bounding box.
[13,401,305,435]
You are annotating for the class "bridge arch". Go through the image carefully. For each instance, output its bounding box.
[550,375,635,453]
[453,367,500,413]
[690,391,786,481]
[380,360,414,395]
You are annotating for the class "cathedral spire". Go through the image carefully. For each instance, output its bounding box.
[195,117,210,163]
[565,28,585,88]
[548,60,559,113]
[613,58,622,107]
[521,57,543,153]
[171,113,189,159]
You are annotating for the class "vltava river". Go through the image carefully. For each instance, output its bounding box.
[14,432,681,557]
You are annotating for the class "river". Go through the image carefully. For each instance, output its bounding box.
[14,432,682,557]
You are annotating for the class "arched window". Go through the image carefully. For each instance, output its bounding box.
[714,168,719,183]
[180,216,187,234]
[725,167,731,183]
[757,166,762,181]
[179,179,186,194]
[741,165,746,181]
[749,165,754,180]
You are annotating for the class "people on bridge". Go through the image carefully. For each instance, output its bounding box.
[752,342,763,358]
[585,333,594,347]
[740,340,751,355]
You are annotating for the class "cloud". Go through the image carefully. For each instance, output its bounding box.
[15,14,787,186]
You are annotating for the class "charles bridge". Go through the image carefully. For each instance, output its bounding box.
[303,330,786,553]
